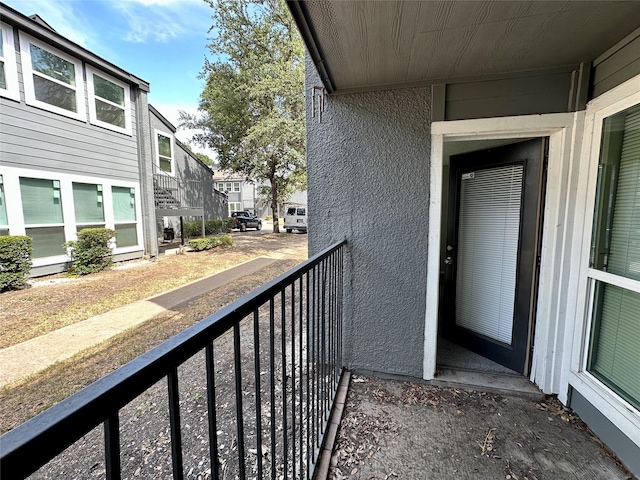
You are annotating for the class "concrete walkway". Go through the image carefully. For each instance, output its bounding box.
[0,257,276,388]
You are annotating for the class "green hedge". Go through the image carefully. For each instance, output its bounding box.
[66,228,116,275]
[0,236,33,291]
[182,219,235,238]
[187,234,234,251]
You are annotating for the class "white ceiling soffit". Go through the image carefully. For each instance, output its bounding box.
[288,0,640,94]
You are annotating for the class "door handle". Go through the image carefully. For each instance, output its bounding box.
[445,256,454,265]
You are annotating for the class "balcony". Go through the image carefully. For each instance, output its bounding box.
[0,239,630,479]
[1,242,345,480]
[153,164,204,216]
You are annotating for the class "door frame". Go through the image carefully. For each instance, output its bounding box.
[424,112,585,399]
[444,140,546,375]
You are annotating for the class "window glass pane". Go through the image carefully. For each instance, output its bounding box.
[591,104,640,281]
[297,208,305,215]
[29,43,75,85]
[160,157,172,173]
[115,224,137,247]
[0,228,9,236]
[0,32,4,57]
[588,282,640,409]
[0,61,6,90]
[158,134,172,157]
[0,175,7,225]
[33,75,77,112]
[73,183,104,223]
[20,177,63,224]
[26,226,65,258]
[112,187,136,222]
[93,74,124,106]
[95,99,125,128]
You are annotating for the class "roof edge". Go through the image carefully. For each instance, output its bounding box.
[0,3,150,92]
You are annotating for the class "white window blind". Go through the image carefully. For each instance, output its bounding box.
[455,165,523,344]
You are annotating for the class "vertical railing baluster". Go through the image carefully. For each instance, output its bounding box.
[305,271,311,479]
[233,323,246,479]
[314,264,320,448]
[291,280,296,480]
[298,275,304,479]
[269,297,276,480]
[168,368,184,480]
[322,258,327,427]
[104,413,121,480]
[280,288,289,479]
[205,343,220,480]
[253,309,264,478]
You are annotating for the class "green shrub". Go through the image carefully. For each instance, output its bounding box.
[187,234,234,251]
[183,219,234,238]
[66,228,116,275]
[182,221,202,238]
[0,236,33,291]
[224,217,235,232]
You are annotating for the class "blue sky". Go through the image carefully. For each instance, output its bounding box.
[5,0,215,149]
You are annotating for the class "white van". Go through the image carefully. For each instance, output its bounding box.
[284,205,307,233]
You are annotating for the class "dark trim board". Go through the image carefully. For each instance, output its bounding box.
[569,387,640,477]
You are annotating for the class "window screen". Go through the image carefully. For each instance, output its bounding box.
[0,175,7,226]
[112,186,136,222]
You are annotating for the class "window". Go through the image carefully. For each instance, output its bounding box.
[20,177,65,258]
[73,182,104,231]
[155,130,174,175]
[19,33,85,120]
[232,182,240,192]
[217,182,225,191]
[0,22,19,101]
[228,202,241,215]
[112,186,137,247]
[87,66,131,135]
[587,103,640,410]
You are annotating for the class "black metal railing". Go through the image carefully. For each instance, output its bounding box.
[153,164,203,209]
[1,241,346,480]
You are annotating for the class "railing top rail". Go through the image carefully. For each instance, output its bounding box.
[0,240,346,478]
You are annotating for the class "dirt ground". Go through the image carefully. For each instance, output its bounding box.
[330,375,635,480]
[0,231,307,349]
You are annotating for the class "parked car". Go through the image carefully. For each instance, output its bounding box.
[284,206,307,233]
[231,211,262,231]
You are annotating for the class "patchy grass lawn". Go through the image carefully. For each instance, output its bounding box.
[0,233,305,349]
[0,247,305,433]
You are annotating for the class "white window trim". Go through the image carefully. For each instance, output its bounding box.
[154,129,175,177]
[19,32,86,121]
[86,66,132,135]
[0,22,20,101]
[1,166,143,267]
[568,74,640,447]
[232,182,240,192]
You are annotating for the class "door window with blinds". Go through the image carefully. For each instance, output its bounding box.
[587,103,640,410]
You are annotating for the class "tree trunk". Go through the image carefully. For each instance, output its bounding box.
[271,180,280,233]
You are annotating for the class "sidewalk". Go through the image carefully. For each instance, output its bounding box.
[0,257,276,388]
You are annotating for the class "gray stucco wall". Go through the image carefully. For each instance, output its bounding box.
[306,55,431,378]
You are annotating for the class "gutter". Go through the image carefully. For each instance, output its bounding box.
[286,0,335,94]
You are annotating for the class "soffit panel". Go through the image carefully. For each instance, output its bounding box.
[301,0,640,92]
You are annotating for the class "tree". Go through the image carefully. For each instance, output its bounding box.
[180,0,305,233]
[195,152,215,166]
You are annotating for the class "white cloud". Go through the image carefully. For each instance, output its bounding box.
[4,0,94,48]
[111,0,212,43]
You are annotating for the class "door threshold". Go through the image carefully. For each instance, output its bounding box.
[431,367,544,400]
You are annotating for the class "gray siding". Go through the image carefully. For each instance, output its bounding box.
[432,67,584,122]
[306,54,431,378]
[569,388,640,476]
[592,29,640,98]
[0,99,140,181]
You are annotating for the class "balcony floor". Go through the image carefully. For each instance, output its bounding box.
[328,374,632,479]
